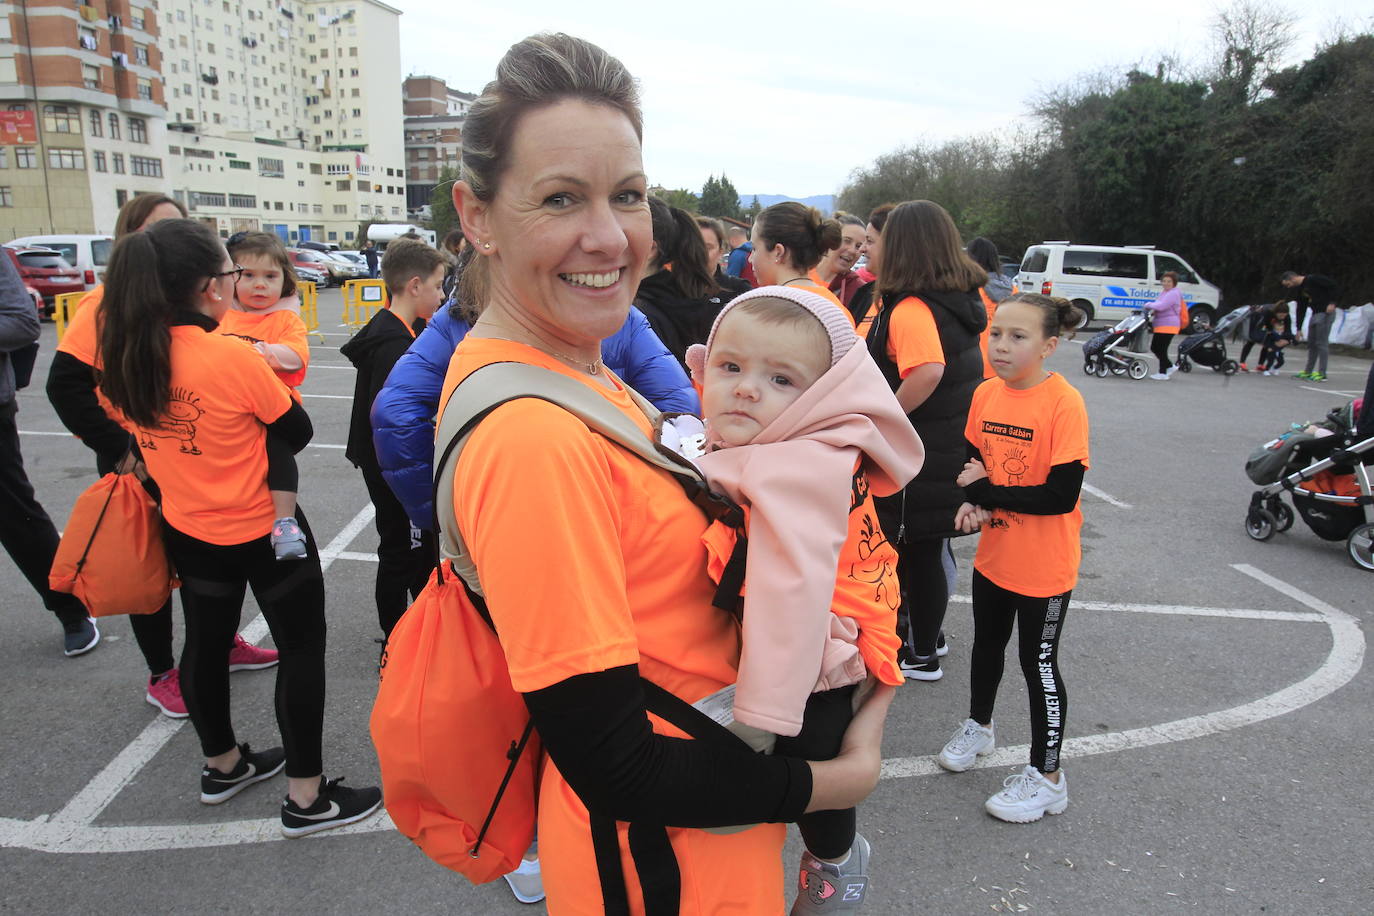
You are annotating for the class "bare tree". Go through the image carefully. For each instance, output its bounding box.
[1210,0,1299,103]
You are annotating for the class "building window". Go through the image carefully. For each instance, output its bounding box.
[349,46,357,56]
[0,148,7,168]
[309,163,321,175]
[359,204,370,216]
[274,201,284,210]
[79,25,99,51]
[108,113,121,139]
[138,79,154,100]
[111,152,125,173]
[335,180,350,191]
[130,155,161,177]
[88,109,102,136]
[312,204,322,215]
[43,105,79,133]
[128,117,147,143]
[351,108,360,117]
[229,193,257,208]
[131,12,144,30]
[0,187,11,207]
[349,68,358,77]
[258,157,284,177]
[48,149,86,169]
[229,159,250,170]
[15,148,35,169]
[115,189,128,207]
[351,88,359,97]
[192,191,227,207]
[134,43,149,65]
[93,150,107,171]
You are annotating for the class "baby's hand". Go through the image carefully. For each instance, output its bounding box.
[956,459,988,487]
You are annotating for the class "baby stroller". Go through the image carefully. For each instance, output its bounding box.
[1243,401,1374,569]
[1082,312,1152,380]
[1177,305,1254,376]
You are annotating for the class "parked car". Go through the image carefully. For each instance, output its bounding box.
[287,248,348,286]
[332,250,368,272]
[323,251,368,279]
[292,262,329,286]
[1016,242,1223,330]
[3,246,84,316]
[297,240,340,253]
[7,234,113,289]
[24,284,44,317]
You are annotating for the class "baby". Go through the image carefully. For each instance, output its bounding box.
[678,286,924,913]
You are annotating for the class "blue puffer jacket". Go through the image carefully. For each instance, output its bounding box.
[371,303,700,529]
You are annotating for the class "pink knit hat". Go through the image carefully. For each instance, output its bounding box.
[684,285,859,384]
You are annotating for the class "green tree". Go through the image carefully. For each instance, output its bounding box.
[655,187,699,211]
[699,174,741,220]
[743,195,763,222]
[428,166,461,241]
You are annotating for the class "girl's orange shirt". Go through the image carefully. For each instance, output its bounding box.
[887,296,946,377]
[964,372,1090,597]
[217,308,311,389]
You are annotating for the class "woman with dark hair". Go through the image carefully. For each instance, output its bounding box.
[445,32,892,912]
[749,201,847,315]
[47,195,278,718]
[695,215,751,299]
[1142,270,1185,379]
[440,228,467,300]
[815,212,867,307]
[634,196,725,367]
[849,203,896,335]
[865,200,988,682]
[95,218,380,834]
[967,237,1016,379]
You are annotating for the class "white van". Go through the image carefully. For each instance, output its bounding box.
[1016,243,1223,330]
[8,234,114,289]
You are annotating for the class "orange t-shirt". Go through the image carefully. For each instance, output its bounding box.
[444,337,787,912]
[887,295,945,378]
[800,272,854,328]
[113,324,293,545]
[964,372,1089,597]
[978,287,1000,379]
[55,286,105,366]
[217,308,310,389]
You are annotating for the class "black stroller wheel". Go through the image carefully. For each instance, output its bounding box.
[1273,501,1294,532]
[1178,358,1192,373]
[1348,524,1374,571]
[1246,508,1277,541]
[1095,360,1110,378]
[1083,357,1097,376]
[1222,360,1239,376]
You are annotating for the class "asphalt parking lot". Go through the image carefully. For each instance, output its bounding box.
[2,293,1371,914]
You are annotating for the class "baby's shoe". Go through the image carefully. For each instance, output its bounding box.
[270,517,307,560]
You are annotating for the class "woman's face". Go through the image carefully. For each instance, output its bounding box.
[834,223,864,273]
[461,100,650,349]
[748,219,780,286]
[139,202,183,231]
[1162,275,1177,291]
[862,222,883,277]
[699,226,722,274]
[201,250,236,321]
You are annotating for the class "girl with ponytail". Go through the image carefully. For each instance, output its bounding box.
[749,201,848,317]
[633,196,726,368]
[941,292,1089,824]
[97,218,382,835]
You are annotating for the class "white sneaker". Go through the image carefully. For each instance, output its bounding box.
[985,766,1068,823]
[1149,372,1169,380]
[938,718,995,772]
[502,855,545,904]
[1165,366,1178,377]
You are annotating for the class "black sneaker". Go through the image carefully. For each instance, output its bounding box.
[280,776,382,838]
[200,743,286,805]
[62,617,100,658]
[898,647,943,681]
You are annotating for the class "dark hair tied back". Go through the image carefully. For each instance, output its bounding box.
[1001,292,1083,339]
[755,201,841,272]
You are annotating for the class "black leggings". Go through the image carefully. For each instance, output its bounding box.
[969,570,1070,773]
[361,464,434,637]
[894,537,949,658]
[1150,331,1175,373]
[772,685,857,860]
[165,510,326,777]
[265,432,298,494]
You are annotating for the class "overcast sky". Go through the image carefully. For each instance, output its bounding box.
[397,0,1370,200]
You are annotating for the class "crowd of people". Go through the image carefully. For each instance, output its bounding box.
[3,28,1362,916]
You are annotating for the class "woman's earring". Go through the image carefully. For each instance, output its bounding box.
[482,241,492,250]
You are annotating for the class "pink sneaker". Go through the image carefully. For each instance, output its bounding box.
[228,634,279,672]
[146,669,189,718]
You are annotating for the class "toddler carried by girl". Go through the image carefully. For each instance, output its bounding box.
[221,232,311,560]
[675,286,924,913]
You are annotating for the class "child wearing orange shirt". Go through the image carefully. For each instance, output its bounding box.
[222,232,311,560]
[943,293,1090,824]
[680,286,924,912]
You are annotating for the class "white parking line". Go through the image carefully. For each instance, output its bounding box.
[301,394,353,400]
[1082,482,1132,509]
[1299,386,1360,397]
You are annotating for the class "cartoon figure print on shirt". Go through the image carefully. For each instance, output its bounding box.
[138,386,204,455]
[847,472,898,612]
[981,419,1037,530]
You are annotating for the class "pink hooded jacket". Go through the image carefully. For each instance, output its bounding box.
[685,289,925,736]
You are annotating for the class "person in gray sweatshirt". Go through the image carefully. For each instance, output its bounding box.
[0,251,99,656]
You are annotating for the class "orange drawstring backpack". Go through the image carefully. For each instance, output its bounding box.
[50,468,177,616]
[370,362,735,885]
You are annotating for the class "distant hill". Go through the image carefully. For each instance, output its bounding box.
[738,193,837,214]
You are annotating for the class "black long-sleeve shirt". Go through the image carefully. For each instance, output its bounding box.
[963,442,1085,515]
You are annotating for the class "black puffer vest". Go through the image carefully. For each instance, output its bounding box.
[867,288,987,541]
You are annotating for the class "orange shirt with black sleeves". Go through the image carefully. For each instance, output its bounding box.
[887,295,945,377]
[217,308,311,390]
[965,372,1090,597]
[113,323,294,545]
[443,337,787,914]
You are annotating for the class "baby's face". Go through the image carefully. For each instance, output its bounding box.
[701,310,830,448]
[235,253,285,310]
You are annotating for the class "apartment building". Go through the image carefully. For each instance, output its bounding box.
[0,0,168,236]
[401,74,470,216]
[0,0,406,247]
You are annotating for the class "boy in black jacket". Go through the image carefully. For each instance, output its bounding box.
[341,239,445,638]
